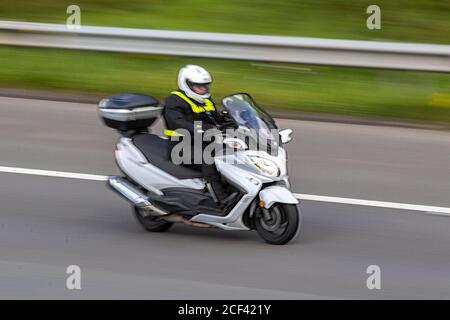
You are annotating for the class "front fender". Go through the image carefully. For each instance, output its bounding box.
[259,186,299,209]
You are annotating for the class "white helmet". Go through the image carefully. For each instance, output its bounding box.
[178,64,212,103]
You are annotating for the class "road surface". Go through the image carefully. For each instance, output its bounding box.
[0,97,449,299]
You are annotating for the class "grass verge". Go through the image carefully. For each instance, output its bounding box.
[1,45,449,124]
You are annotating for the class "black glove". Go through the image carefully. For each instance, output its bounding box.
[218,120,237,131]
[202,123,218,131]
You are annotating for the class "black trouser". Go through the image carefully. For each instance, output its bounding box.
[170,141,228,201]
[182,162,227,201]
[201,163,228,201]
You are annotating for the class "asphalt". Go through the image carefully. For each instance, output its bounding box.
[0,97,449,299]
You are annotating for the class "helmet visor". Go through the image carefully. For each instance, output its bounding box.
[188,81,210,95]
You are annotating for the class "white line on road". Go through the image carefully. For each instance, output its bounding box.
[0,165,449,216]
[0,166,107,181]
[295,194,450,216]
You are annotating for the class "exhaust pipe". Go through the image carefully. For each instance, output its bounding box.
[163,214,211,228]
[107,176,168,216]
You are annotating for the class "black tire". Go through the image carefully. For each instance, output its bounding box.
[133,206,174,232]
[254,203,301,245]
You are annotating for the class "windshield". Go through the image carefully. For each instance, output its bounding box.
[222,93,279,152]
[222,93,277,135]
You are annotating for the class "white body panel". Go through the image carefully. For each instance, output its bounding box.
[115,137,205,194]
[259,185,299,209]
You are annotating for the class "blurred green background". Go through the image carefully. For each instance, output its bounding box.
[2,0,450,43]
[1,1,449,124]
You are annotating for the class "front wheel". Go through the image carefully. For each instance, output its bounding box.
[133,206,173,232]
[254,203,301,245]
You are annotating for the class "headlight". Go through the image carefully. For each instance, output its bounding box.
[223,138,247,150]
[248,156,280,177]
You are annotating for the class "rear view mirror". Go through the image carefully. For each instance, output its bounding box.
[279,129,293,144]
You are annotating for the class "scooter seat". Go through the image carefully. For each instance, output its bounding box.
[132,134,203,180]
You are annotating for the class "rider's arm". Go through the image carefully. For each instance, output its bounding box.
[164,103,197,135]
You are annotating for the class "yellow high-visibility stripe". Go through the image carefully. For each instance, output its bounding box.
[163,129,184,137]
[164,91,215,137]
[171,91,215,113]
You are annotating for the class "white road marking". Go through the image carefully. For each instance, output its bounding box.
[0,165,449,216]
[0,166,107,181]
[294,194,450,216]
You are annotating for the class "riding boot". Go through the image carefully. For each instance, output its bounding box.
[207,174,228,203]
[201,163,240,211]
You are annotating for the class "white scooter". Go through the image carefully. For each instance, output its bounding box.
[98,92,301,244]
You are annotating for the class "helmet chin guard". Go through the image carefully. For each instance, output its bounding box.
[178,64,212,103]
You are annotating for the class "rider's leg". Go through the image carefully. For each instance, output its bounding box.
[202,163,239,209]
[201,163,228,202]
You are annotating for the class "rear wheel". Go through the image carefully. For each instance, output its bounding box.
[254,203,301,245]
[133,206,173,232]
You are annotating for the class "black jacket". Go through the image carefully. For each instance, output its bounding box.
[163,92,223,136]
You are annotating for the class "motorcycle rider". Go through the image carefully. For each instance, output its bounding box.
[163,64,238,209]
